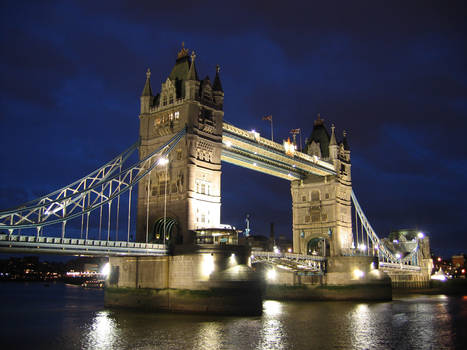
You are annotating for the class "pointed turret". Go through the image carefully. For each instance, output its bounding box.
[304,113,330,158]
[140,68,153,114]
[186,51,198,81]
[329,124,338,160]
[342,130,350,150]
[213,65,223,92]
[142,68,153,97]
[212,65,224,109]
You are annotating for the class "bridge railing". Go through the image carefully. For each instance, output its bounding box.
[0,233,168,256]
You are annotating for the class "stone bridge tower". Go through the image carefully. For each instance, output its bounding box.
[291,115,353,256]
[136,46,224,244]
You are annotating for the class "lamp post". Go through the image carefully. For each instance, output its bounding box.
[157,157,169,245]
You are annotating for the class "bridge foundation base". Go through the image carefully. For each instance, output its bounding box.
[263,256,392,301]
[104,245,262,315]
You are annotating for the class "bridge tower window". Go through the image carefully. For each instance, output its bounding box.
[311,191,320,202]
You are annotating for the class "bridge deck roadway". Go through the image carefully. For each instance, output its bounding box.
[0,234,168,256]
[221,122,336,180]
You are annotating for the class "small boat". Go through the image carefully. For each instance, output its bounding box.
[81,280,105,289]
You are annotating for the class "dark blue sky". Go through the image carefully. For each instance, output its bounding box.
[1,0,466,258]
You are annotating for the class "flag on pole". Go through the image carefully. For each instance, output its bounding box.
[262,115,272,121]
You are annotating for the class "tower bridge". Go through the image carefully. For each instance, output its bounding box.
[0,46,433,312]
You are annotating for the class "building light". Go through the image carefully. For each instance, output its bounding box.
[157,157,169,166]
[229,253,236,266]
[224,140,232,148]
[353,269,364,279]
[101,263,110,277]
[267,269,276,281]
[201,254,215,277]
[395,253,401,259]
[417,232,425,239]
[283,139,296,156]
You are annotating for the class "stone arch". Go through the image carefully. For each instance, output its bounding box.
[307,237,330,256]
[153,217,179,244]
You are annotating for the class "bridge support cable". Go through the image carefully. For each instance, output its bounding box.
[350,190,420,266]
[0,143,138,215]
[0,128,186,247]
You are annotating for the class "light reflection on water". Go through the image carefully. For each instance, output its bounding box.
[0,283,466,350]
[83,311,121,350]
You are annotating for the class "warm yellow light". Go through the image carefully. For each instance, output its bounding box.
[229,253,236,266]
[267,269,276,281]
[157,157,169,166]
[353,269,364,279]
[101,263,110,277]
[201,254,215,277]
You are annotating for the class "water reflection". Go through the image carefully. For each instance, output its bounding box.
[349,303,376,350]
[192,322,223,350]
[1,283,465,350]
[258,300,287,350]
[83,310,120,350]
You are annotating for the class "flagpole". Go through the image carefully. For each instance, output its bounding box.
[299,129,302,152]
[271,117,274,142]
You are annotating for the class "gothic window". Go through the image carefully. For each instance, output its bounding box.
[302,195,307,202]
[174,111,180,119]
[177,149,182,160]
[163,96,167,106]
[201,214,206,223]
[321,214,328,221]
[169,95,173,104]
[311,213,320,222]
[201,183,206,194]
[325,193,330,199]
[169,113,173,121]
[305,215,311,223]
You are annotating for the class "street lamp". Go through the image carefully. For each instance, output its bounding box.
[158,156,169,244]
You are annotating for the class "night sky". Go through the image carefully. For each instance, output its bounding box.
[1,1,466,258]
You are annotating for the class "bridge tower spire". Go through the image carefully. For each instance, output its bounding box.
[292,114,353,256]
[136,46,224,245]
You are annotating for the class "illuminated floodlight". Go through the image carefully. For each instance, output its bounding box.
[201,254,215,277]
[224,140,232,148]
[393,239,399,244]
[267,269,276,281]
[353,269,364,279]
[253,162,257,166]
[229,253,236,266]
[273,246,280,254]
[288,248,292,253]
[417,232,425,239]
[157,157,169,166]
[358,244,367,251]
[431,273,447,282]
[101,263,111,277]
[395,253,401,259]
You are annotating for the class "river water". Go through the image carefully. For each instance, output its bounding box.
[0,282,466,350]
